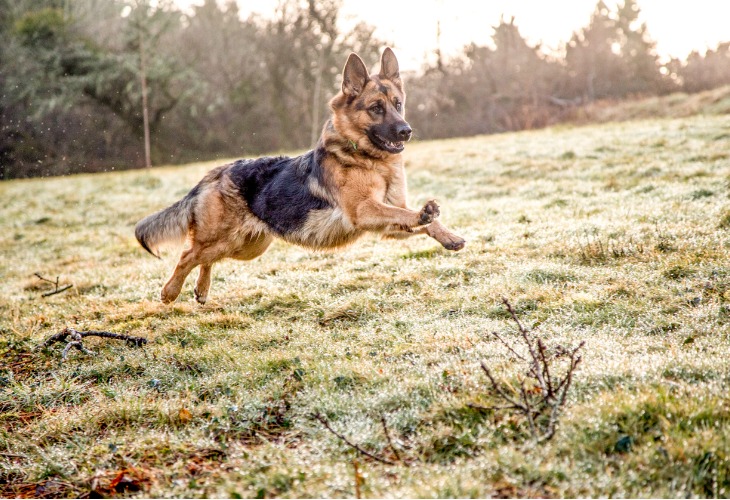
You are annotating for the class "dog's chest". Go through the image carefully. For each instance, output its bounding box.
[286,205,360,249]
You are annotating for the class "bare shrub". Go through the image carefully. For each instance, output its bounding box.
[472,298,585,443]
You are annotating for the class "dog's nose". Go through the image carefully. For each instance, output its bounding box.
[397,124,412,141]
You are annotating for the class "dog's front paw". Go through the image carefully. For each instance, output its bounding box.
[441,234,466,251]
[418,200,440,225]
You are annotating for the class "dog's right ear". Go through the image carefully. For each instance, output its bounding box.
[342,53,369,97]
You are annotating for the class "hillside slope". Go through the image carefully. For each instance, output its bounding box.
[1,114,730,497]
[570,84,730,124]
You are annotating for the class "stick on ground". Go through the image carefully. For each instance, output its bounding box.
[311,412,395,465]
[43,328,148,360]
[44,328,148,347]
[380,413,403,463]
[34,273,73,297]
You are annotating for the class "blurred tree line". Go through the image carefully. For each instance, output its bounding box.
[407,0,730,139]
[0,0,382,178]
[1,0,729,179]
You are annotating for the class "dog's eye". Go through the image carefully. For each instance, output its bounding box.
[395,101,402,112]
[370,104,384,115]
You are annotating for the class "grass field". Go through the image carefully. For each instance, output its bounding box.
[2,112,730,498]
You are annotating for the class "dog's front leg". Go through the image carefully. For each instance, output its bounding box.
[351,198,439,231]
[419,219,465,251]
[383,219,465,251]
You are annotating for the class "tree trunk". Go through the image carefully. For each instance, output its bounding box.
[139,31,152,168]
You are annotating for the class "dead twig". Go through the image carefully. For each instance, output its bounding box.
[34,273,73,297]
[475,298,585,443]
[43,328,148,360]
[379,413,403,463]
[479,361,525,410]
[311,412,395,465]
[42,284,73,297]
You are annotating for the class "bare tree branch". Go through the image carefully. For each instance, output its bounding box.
[466,402,522,412]
[62,341,95,360]
[479,361,526,411]
[490,331,528,362]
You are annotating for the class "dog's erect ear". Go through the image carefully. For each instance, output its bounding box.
[342,53,369,97]
[379,47,401,87]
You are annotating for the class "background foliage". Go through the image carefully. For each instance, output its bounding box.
[1,0,730,179]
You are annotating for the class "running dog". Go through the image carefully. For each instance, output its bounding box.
[135,48,465,304]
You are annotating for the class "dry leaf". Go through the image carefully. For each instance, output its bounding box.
[179,407,192,424]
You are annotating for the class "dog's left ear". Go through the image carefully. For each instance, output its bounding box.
[379,47,402,88]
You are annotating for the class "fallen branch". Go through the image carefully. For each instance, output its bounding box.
[34,273,73,297]
[548,95,583,107]
[43,328,148,360]
[311,412,395,465]
[44,328,148,347]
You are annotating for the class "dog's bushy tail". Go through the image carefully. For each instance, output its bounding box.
[135,190,197,258]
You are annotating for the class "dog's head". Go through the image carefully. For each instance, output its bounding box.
[330,48,411,156]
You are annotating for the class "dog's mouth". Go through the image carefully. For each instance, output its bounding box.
[368,132,405,154]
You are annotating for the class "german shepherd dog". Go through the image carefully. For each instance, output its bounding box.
[135,48,465,304]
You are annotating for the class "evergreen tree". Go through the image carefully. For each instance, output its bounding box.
[565,0,665,100]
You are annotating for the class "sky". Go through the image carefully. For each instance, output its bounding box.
[174,0,730,72]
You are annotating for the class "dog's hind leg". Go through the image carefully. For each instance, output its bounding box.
[194,264,213,304]
[161,247,200,303]
[192,234,273,304]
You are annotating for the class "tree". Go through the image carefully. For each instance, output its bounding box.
[256,0,382,149]
[565,0,665,100]
[0,0,193,177]
[408,17,561,138]
[676,43,730,93]
[88,1,191,163]
[565,1,623,100]
[614,0,666,95]
[175,0,272,156]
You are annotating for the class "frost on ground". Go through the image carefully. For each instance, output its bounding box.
[1,114,730,497]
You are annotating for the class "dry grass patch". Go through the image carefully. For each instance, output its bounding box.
[1,114,730,497]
